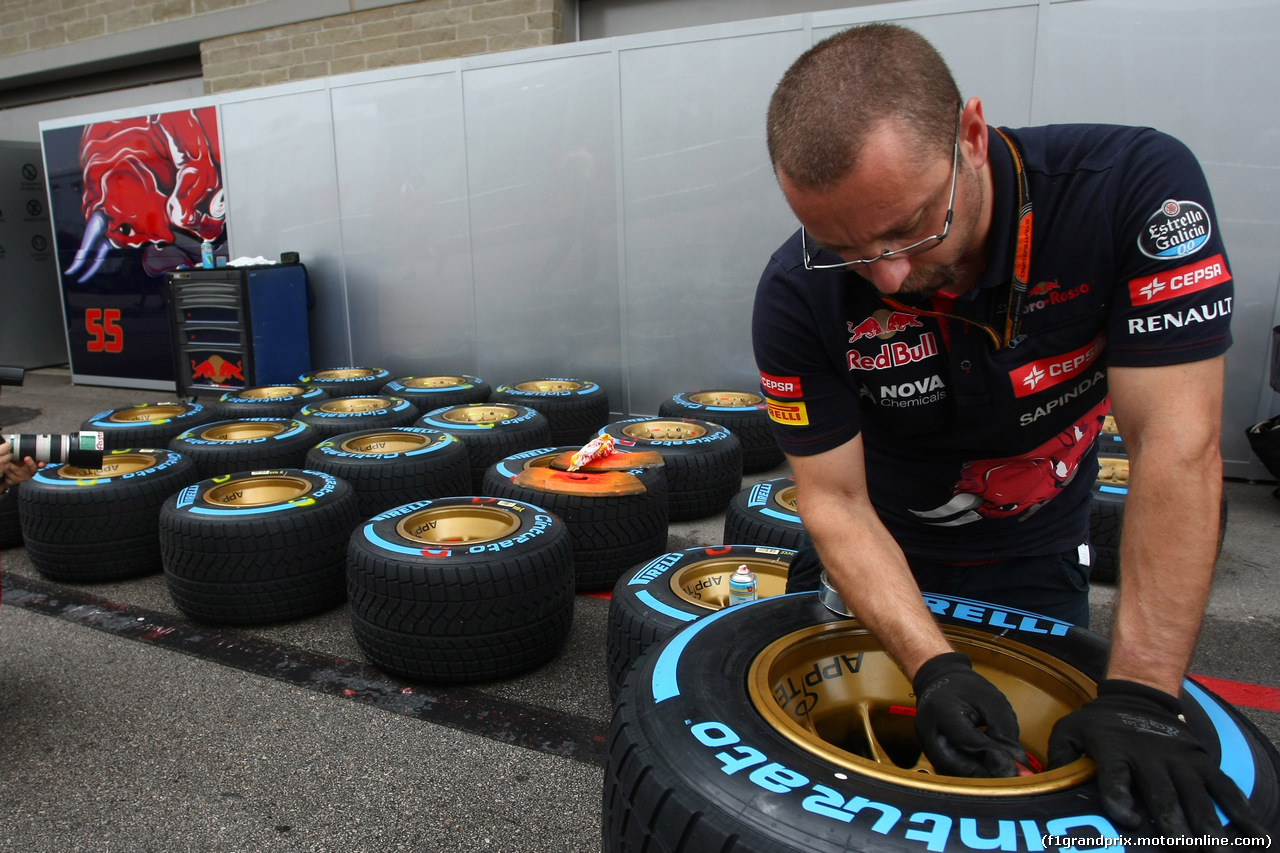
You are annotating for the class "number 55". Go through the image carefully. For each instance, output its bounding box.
[85,308,123,353]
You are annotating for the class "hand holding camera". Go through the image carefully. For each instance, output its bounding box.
[1,367,105,492]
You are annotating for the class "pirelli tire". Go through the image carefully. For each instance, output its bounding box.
[296,396,419,441]
[490,378,610,446]
[168,418,319,479]
[416,403,552,493]
[606,545,794,702]
[298,366,394,398]
[214,385,329,420]
[304,427,471,520]
[659,391,785,473]
[600,418,742,521]
[604,592,1280,852]
[0,484,22,548]
[159,469,361,625]
[482,446,669,592]
[723,476,811,552]
[81,401,216,451]
[1088,452,1227,584]
[380,375,491,409]
[18,450,199,582]
[346,496,576,682]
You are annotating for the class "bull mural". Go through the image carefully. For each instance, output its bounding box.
[64,107,226,283]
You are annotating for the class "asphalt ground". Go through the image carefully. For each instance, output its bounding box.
[1,369,1278,852]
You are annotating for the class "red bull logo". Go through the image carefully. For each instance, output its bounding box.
[847,309,924,343]
[191,354,244,384]
[1028,280,1060,296]
[847,333,939,372]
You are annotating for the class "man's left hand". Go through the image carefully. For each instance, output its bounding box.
[1049,679,1265,838]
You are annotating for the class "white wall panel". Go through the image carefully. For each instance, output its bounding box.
[619,28,807,414]
[331,69,475,377]
[1038,0,1280,478]
[219,86,351,369]
[462,50,623,405]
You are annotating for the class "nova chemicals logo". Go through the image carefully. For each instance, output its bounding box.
[1138,199,1211,259]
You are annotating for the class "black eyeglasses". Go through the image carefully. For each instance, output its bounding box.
[801,103,963,270]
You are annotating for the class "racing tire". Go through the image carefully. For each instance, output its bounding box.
[482,446,669,592]
[659,391,785,473]
[159,469,360,625]
[298,366,394,398]
[346,496,576,682]
[214,385,329,420]
[304,427,471,520]
[416,404,552,493]
[490,378,609,446]
[380,375,491,409]
[604,593,1280,851]
[723,476,810,551]
[81,401,216,451]
[18,450,200,582]
[296,396,419,441]
[0,484,21,548]
[600,418,742,521]
[168,418,319,479]
[606,544,794,701]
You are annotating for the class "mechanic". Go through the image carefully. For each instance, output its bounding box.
[0,438,39,494]
[753,22,1262,839]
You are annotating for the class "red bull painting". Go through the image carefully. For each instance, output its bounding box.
[43,106,230,386]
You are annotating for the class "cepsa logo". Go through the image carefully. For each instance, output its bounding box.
[1128,254,1229,306]
[759,371,803,399]
[1009,333,1105,398]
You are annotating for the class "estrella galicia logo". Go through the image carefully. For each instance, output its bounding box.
[1138,199,1211,260]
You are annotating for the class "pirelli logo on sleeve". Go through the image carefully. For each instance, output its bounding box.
[766,398,809,426]
[1127,254,1230,306]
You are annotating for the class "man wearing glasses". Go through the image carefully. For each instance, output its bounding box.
[753,23,1260,838]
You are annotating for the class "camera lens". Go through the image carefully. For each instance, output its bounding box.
[4,431,105,468]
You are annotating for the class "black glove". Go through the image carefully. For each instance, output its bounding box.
[1049,679,1266,838]
[913,652,1027,777]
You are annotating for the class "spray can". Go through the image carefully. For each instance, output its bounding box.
[728,564,758,606]
[201,240,214,268]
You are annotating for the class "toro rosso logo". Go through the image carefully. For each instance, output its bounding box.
[912,399,1109,525]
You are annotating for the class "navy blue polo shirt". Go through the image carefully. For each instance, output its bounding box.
[752,124,1233,562]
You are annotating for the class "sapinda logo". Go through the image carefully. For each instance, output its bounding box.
[1128,254,1229,306]
[759,371,803,399]
[1008,333,1105,398]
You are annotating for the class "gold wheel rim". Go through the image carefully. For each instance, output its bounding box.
[622,420,707,441]
[403,376,466,389]
[318,397,391,413]
[441,405,520,424]
[204,474,312,506]
[57,452,159,479]
[1097,455,1129,485]
[340,431,433,454]
[108,404,188,423]
[1102,414,1119,435]
[316,368,376,380]
[669,555,789,611]
[395,505,521,545]
[198,422,290,442]
[689,391,762,407]
[237,386,305,399]
[749,622,1096,795]
[774,485,798,513]
[515,380,581,393]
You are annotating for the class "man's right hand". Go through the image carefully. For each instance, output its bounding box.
[913,652,1028,777]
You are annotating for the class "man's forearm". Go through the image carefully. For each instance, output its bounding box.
[1106,444,1222,695]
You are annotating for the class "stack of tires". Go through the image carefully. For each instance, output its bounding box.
[658,391,784,473]
[598,418,742,521]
